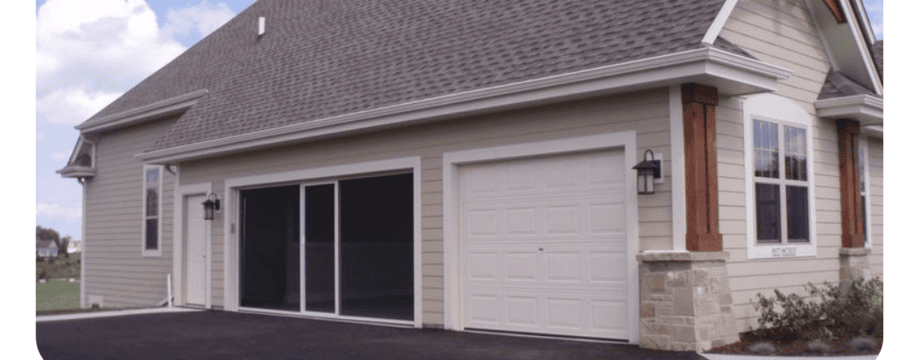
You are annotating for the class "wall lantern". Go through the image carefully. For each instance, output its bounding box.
[202,193,221,220]
[632,149,662,195]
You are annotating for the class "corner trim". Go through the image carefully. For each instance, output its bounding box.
[138,48,791,164]
[76,89,208,133]
[669,86,687,251]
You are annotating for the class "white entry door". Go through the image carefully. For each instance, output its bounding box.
[460,149,629,340]
[186,194,207,305]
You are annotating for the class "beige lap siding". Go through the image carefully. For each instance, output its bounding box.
[179,88,672,326]
[83,117,177,308]
[867,138,883,278]
[718,0,883,332]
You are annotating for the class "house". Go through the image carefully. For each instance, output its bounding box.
[36,240,59,259]
[67,239,83,254]
[56,0,882,352]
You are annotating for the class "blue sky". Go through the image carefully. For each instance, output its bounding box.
[34,0,258,239]
[33,0,883,240]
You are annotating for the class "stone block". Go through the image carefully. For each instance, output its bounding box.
[640,335,671,350]
[672,325,696,343]
[641,303,655,318]
[673,288,694,316]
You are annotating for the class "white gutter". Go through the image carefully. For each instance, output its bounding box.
[701,0,739,45]
[76,89,209,133]
[815,94,883,126]
[138,47,791,164]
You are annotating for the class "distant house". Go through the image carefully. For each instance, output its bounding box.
[57,0,882,352]
[67,240,83,254]
[36,240,59,259]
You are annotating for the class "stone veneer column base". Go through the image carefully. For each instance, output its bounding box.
[637,251,738,352]
[839,248,872,289]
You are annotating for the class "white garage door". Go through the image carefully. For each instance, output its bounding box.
[460,149,629,340]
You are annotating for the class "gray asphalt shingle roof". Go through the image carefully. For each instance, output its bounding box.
[817,69,876,100]
[870,40,883,80]
[83,0,734,151]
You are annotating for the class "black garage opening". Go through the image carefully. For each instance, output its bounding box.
[240,173,414,321]
[240,185,300,311]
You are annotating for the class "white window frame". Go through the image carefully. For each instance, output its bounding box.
[142,164,164,257]
[858,135,872,248]
[743,94,818,259]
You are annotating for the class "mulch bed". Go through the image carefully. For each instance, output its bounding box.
[706,331,882,356]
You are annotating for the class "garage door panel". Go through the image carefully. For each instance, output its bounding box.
[460,149,629,340]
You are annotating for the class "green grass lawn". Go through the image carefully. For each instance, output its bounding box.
[36,280,80,312]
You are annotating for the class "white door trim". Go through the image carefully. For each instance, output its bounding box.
[174,182,212,308]
[223,156,423,328]
[442,132,639,344]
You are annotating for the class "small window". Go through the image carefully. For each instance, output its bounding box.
[142,165,163,256]
[858,139,872,247]
[744,94,816,259]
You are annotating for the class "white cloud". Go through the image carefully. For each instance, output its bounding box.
[36,0,187,95]
[36,202,82,225]
[163,1,235,40]
[37,132,46,142]
[52,151,71,160]
[36,87,122,125]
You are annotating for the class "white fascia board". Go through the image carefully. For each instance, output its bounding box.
[814,94,883,125]
[836,0,883,94]
[76,89,208,133]
[137,48,791,164]
[849,0,876,45]
[701,0,739,45]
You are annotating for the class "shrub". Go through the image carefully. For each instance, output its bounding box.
[752,277,883,342]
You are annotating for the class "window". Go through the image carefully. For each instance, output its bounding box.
[743,94,817,259]
[142,165,163,256]
[753,120,809,243]
[858,137,872,247]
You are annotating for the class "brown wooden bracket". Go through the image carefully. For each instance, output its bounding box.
[682,83,722,252]
[837,119,864,248]
[823,0,847,24]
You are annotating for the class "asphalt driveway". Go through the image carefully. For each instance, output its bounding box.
[37,310,708,360]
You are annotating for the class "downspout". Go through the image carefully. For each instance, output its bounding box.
[77,177,87,309]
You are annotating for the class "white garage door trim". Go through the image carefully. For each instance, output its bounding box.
[443,132,639,343]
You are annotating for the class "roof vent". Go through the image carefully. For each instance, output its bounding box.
[258,17,266,36]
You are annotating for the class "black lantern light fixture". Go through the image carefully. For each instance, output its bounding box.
[632,149,662,195]
[202,193,221,220]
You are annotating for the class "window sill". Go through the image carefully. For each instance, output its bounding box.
[748,243,816,259]
[141,250,162,257]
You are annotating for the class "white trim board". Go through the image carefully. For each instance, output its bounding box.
[173,182,212,309]
[76,89,208,133]
[702,0,739,45]
[138,48,791,164]
[814,95,883,126]
[223,156,423,328]
[441,132,640,344]
[669,85,687,251]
